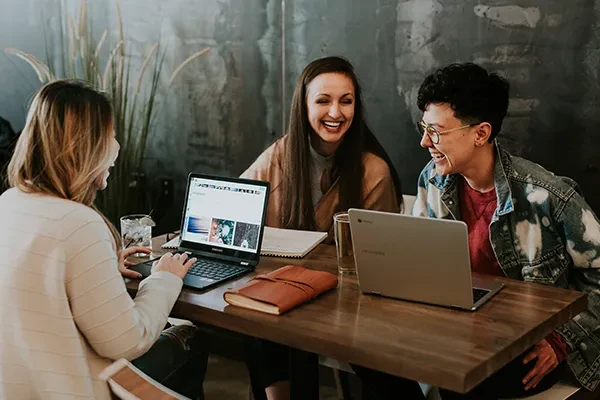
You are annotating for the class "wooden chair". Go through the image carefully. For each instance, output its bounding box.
[319,356,354,399]
[402,194,416,214]
[100,319,197,400]
[507,381,581,400]
[425,371,599,400]
[100,358,191,400]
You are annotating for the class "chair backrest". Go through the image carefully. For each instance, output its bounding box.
[402,194,416,215]
[100,358,191,400]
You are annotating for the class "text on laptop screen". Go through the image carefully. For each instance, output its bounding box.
[181,177,268,254]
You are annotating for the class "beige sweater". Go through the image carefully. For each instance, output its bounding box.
[241,135,400,242]
[0,188,183,399]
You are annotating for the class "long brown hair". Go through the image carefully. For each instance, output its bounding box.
[282,56,403,230]
[8,79,121,248]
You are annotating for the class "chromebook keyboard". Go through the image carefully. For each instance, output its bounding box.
[472,287,490,303]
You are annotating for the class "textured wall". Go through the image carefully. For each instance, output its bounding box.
[0,0,52,131]
[107,0,280,176]
[2,0,600,229]
[283,0,600,213]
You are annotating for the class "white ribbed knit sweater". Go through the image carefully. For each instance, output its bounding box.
[0,188,183,399]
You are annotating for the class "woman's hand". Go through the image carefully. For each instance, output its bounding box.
[118,246,151,279]
[151,252,197,280]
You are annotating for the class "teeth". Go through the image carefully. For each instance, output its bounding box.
[323,121,341,128]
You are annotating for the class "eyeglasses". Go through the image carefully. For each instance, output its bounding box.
[416,120,479,144]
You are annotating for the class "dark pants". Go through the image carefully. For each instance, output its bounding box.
[132,324,209,400]
[245,338,425,400]
[439,349,563,400]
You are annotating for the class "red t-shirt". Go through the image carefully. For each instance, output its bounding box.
[458,177,567,362]
[458,177,503,276]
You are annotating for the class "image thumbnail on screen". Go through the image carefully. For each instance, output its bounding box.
[233,222,260,250]
[186,216,210,241]
[209,218,235,246]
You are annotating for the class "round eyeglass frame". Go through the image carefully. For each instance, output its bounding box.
[416,120,480,144]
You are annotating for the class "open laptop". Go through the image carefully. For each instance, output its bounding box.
[131,173,269,290]
[348,209,503,311]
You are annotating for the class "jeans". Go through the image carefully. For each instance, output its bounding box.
[132,324,209,400]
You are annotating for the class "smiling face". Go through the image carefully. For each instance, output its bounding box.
[420,102,480,176]
[305,72,355,155]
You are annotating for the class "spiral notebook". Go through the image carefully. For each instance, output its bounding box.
[162,227,328,258]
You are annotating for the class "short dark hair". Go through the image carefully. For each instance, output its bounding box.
[417,63,510,141]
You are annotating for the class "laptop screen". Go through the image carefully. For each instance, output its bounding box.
[180,176,269,256]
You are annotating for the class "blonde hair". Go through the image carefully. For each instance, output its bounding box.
[8,79,121,249]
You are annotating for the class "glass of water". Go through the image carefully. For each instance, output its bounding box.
[120,214,154,256]
[333,212,356,275]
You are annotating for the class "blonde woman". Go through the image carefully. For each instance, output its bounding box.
[0,80,208,399]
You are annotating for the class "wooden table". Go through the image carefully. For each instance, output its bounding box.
[126,235,587,395]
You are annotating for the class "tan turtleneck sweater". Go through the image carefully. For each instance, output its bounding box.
[240,135,400,241]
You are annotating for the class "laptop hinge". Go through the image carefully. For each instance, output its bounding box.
[179,246,257,266]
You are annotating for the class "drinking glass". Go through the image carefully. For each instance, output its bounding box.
[333,212,356,275]
[120,214,154,257]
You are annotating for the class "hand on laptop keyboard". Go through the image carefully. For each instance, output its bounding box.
[151,252,197,279]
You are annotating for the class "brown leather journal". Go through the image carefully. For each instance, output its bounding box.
[223,265,338,315]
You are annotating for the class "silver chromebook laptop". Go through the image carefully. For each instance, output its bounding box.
[348,209,503,311]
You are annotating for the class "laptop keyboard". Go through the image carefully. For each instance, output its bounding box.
[186,259,247,281]
[472,287,491,303]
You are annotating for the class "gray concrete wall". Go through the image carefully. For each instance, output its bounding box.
[0,0,55,130]
[2,0,600,222]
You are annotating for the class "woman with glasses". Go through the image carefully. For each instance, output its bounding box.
[240,57,424,400]
[0,80,209,399]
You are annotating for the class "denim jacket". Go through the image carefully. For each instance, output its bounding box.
[412,144,600,391]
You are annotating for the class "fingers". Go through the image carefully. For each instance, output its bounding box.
[124,260,135,267]
[525,373,543,391]
[522,358,543,387]
[524,357,555,390]
[119,266,142,279]
[123,246,151,258]
[522,345,546,386]
[151,252,196,279]
[183,257,198,272]
[161,252,190,264]
[524,351,550,379]
[522,347,540,365]
[522,346,559,391]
